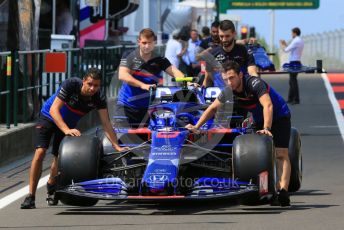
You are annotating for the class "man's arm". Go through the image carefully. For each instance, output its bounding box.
[257,93,273,136]
[246,46,258,76]
[185,98,222,131]
[98,108,127,152]
[248,65,258,76]
[195,48,214,87]
[165,65,184,78]
[236,39,247,45]
[202,71,214,87]
[165,65,200,87]
[177,41,187,58]
[196,47,212,61]
[178,46,187,58]
[281,39,297,53]
[119,66,154,91]
[50,97,81,136]
[280,39,287,50]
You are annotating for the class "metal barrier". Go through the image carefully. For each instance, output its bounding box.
[0,44,166,129]
[302,29,344,71]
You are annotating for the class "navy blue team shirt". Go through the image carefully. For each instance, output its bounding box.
[41,77,107,128]
[207,43,255,87]
[199,37,219,50]
[218,75,290,124]
[117,48,171,108]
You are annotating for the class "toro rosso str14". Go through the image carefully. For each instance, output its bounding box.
[56,78,302,206]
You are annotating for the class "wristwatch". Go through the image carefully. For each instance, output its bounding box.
[263,127,271,131]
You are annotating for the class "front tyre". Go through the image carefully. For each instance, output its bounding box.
[233,134,276,204]
[57,136,102,206]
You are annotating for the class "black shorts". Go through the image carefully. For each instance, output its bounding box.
[34,115,65,156]
[256,115,291,148]
[115,104,149,128]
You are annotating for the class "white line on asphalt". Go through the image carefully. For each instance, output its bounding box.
[321,73,344,143]
[0,128,99,209]
[0,174,49,209]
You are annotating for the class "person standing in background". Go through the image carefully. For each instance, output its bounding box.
[199,21,220,51]
[201,26,210,40]
[280,27,304,105]
[165,29,186,69]
[182,29,201,77]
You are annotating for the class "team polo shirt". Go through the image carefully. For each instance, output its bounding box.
[117,48,171,108]
[207,43,256,87]
[41,77,107,128]
[199,37,220,50]
[218,75,290,124]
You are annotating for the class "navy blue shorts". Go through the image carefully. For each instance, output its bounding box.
[34,115,65,156]
[256,115,291,148]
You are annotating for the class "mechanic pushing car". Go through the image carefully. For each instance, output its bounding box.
[185,60,292,206]
[116,28,185,128]
[21,68,127,209]
[200,20,258,88]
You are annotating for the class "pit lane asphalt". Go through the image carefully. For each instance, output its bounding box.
[1,73,343,230]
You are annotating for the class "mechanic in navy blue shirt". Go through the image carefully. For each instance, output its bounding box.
[186,61,291,206]
[200,20,257,88]
[116,28,184,127]
[21,68,126,209]
[199,21,220,50]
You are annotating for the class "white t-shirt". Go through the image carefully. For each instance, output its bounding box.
[284,36,304,62]
[165,39,182,68]
[182,38,201,65]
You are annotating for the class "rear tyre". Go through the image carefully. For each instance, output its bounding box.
[288,127,302,192]
[57,136,102,206]
[233,134,276,205]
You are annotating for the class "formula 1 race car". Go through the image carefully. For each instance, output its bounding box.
[56,77,302,206]
[247,43,276,71]
[247,43,323,74]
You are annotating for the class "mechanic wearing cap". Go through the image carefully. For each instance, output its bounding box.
[21,68,126,209]
[185,61,291,206]
[200,20,257,88]
[116,28,185,127]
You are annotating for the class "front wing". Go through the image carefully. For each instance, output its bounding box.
[56,178,259,202]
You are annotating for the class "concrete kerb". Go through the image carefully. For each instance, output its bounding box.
[0,113,101,167]
[0,98,118,168]
[0,123,36,168]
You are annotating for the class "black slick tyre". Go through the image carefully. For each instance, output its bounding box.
[57,136,101,206]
